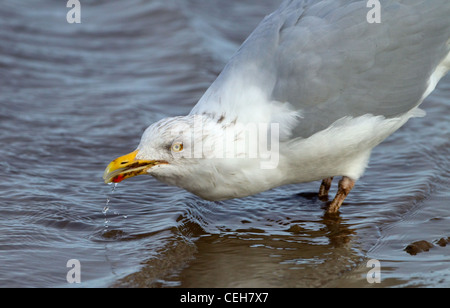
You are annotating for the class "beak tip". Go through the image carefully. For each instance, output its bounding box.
[103,165,113,184]
[102,150,165,185]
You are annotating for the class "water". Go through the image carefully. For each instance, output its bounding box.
[0,0,449,288]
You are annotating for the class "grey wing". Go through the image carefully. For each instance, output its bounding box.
[191,0,450,138]
[271,0,450,137]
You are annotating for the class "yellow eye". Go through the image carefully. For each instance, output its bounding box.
[171,142,183,152]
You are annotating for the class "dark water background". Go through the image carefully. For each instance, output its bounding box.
[0,0,448,288]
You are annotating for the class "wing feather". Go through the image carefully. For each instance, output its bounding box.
[191,0,450,137]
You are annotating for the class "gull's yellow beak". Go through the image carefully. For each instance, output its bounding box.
[103,150,167,184]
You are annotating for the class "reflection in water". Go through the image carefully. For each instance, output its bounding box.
[320,213,356,248]
[116,206,360,288]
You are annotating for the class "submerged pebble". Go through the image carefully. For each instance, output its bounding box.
[404,240,434,255]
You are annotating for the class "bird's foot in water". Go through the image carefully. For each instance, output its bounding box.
[318,177,334,200]
[326,176,355,215]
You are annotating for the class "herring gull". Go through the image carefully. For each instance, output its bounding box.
[103,0,450,214]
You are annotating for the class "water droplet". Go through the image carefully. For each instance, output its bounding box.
[102,182,127,229]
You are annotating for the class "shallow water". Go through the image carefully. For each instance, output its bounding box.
[0,0,449,288]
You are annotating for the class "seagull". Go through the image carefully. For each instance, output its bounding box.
[104,0,450,215]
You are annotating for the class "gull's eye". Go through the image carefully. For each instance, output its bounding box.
[171,142,183,152]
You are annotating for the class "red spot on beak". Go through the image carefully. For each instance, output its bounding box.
[112,174,125,183]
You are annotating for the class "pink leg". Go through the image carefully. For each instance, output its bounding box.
[318,177,334,199]
[326,176,355,214]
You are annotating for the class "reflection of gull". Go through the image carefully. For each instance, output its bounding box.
[104,0,450,214]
